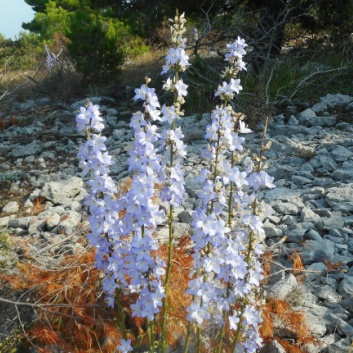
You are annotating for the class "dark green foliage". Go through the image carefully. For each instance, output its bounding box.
[66,8,125,78]
[0,32,40,72]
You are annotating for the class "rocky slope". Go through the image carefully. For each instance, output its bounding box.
[1,93,353,352]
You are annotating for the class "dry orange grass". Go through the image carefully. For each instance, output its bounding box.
[3,230,193,352]
[260,297,318,352]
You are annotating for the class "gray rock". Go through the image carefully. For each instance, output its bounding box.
[317,116,336,127]
[298,108,316,120]
[2,201,19,214]
[338,276,353,299]
[267,215,281,224]
[263,222,283,238]
[305,262,327,281]
[330,145,353,162]
[0,216,11,228]
[282,215,298,225]
[266,274,297,299]
[273,166,295,180]
[316,285,340,302]
[177,210,193,224]
[301,207,320,223]
[322,339,351,353]
[272,202,299,215]
[28,219,46,235]
[312,208,331,217]
[313,177,335,187]
[308,155,337,172]
[340,297,353,313]
[304,229,323,242]
[45,213,61,231]
[318,276,337,289]
[287,116,299,126]
[326,184,353,206]
[8,217,30,229]
[295,170,314,180]
[55,211,82,234]
[320,93,353,107]
[326,313,353,336]
[259,340,286,353]
[304,311,327,336]
[157,222,190,242]
[17,99,36,110]
[332,169,353,181]
[286,227,306,243]
[342,160,353,170]
[41,176,83,204]
[311,101,328,113]
[317,217,344,231]
[292,175,312,185]
[342,216,353,227]
[9,141,43,158]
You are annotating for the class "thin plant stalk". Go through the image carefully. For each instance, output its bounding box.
[161,71,179,353]
[148,319,155,353]
[183,321,192,353]
[115,290,128,340]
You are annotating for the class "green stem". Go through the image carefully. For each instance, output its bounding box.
[147,319,155,353]
[209,131,221,215]
[115,289,128,340]
[216,281,233,353]
[183,321,192,353]
[196,326,202,353]
[231,305,246,353]
[257,115,270,174]
[215,309,228,353]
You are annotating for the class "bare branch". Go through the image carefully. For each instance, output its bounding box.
[276,66,349,105]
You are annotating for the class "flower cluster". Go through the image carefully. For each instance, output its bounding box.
[222,36,248,79]
[76,12,273,353]
[162,12,190,75]
[159,13,189,209]
[121,80,166,321]
[45,45,58,70]
[76,102,123,299]
[186,38,274,352]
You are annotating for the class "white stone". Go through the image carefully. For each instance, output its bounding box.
[2,201,19,214]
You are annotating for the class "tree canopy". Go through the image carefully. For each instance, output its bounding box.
[22,0,353,76]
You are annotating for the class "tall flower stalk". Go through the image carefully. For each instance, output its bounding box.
[159,12,190,353]
[76,101,131,345]
[184,38,274,353]
[76,83,167,352]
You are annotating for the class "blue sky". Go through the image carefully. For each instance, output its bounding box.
[0,0,35,39]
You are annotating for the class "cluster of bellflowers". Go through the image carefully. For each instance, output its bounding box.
[76,102,128,301]
[185,37,274,352]
[121,80,167,321]
[76,13,191,353]
[159,12,190,208]
[75,92,166,350]
[158,13,191,352]
[45,44,58,70]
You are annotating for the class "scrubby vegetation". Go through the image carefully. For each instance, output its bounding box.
[0,0,352,113]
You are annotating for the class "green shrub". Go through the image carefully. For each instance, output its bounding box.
[66,8,125,78]
[0,229,16,269]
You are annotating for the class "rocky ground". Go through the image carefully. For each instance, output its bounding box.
[1,93,353,352]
